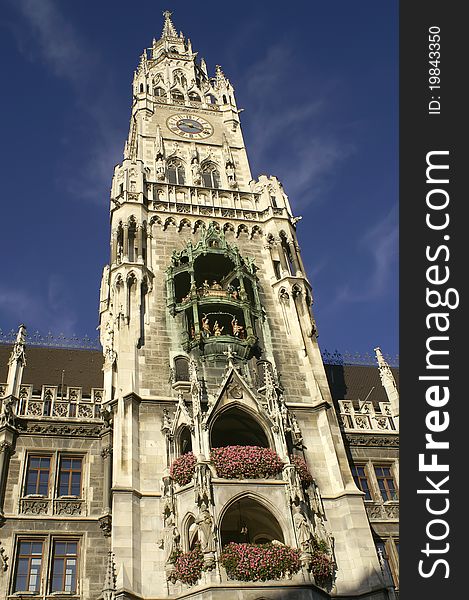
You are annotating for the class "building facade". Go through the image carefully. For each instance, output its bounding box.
[0,11,398,600]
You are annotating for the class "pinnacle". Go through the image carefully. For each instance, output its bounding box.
[161,9,179,38]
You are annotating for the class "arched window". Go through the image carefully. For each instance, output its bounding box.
[167,159,185,185]
[211,407,269,448]
[188,91,201,102]
[154,87,166,97]
[174,356,190,382]
[139,83,144,93]
[220,497,284,547]
[202,163,221,189]
[171,90,184,103]
[205,93,217,105]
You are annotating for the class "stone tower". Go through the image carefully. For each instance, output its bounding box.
[98,11,389,599]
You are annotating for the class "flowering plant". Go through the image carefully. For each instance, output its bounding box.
[290,455,314,486]
[220,542,301,581]
[210,446,284,479]
[170,451,196,486]
[310,540,335,583]
[167,545,205,586]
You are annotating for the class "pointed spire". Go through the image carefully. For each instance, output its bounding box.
[161,10,178,38]
[6,324,27,397]
[374,347,399,423]
[102,551,116,600]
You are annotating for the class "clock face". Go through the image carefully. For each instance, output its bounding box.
[166,114,213,139]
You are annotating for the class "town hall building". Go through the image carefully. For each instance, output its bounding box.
[0,11,399,600]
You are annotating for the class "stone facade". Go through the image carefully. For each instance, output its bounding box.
[0,10,398,600]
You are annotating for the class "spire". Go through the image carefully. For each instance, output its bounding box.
[161,10,179,38]
[6,324,27,397]
[374,347,399,424]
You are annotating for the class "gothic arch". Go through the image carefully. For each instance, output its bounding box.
[181,512,198,552]
[236,224,249,238]
[178,218,192,232]
[193,219,205,234]
[218,493,288,548]
[250,225,263,239]
[223,222,235,235]
[163,217,177,231]
[200,161,221,188]
[175,422,192,456]
[209,403,272,449]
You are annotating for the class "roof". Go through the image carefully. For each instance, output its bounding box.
[0,344,104,395]
[323,363,399,406]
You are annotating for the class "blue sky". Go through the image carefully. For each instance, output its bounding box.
[0,0,398,360]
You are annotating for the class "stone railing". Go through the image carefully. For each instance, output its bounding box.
[0,384,103,420]
[338,400,397,433]
[151,184,283,221]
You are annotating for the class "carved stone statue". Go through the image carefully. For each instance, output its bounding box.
[156,155,166,181]
[191,158,202,185]
[195,505,216,553]
[163,512,180,564]
[292,504,313,553]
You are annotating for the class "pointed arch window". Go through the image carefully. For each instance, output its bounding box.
[202,163,221,189]
[154,86,166,98]
[188,91,201,103]
[171,90,184,103]
[167,159,185,185]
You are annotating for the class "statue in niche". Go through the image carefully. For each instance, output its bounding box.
[201,315,211,337]
[231,318,244,337]
[191,157,202,185]
[155,155,165,181]
[195,504,216,553]
[162,511,180,564]
[213,321,224,336]
[226,162,236,186]
[292,504,313,554]
[284,464,303,504]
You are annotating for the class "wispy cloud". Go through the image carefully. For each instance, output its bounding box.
[330,206,398,308]
[0,276,78,335]
[9,0,123,204]
[240,42,354,209]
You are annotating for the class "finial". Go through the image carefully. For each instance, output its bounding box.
[161,9,178,38]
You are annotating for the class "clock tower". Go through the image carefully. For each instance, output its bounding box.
[98,11,389,599]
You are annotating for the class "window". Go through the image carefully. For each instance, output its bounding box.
[154,86,166,97]
[374,465,398,501]
[351,465,372,500]
[202,164,220,188]
[51,541,78,593]
[14,540,43,593]
[12,539,80,596]
[25,456,51,496]
[167,160,185,185]
[58,457,83,497]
